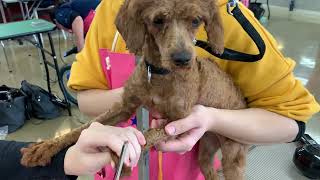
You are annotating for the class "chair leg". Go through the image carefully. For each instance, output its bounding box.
[34,11,44,44]
[1,40,12,73]
[34,10,38,19]
[0,1,6,23]
[23,2,30,19]
[18,1,26,20]
[61,30,67,40]
[4,3,13,22]
[33,10,45,66]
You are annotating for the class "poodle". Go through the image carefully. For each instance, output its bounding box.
[21,0,249,179]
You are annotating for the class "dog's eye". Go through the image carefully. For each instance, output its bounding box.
[191,17,201,28]
[153,17,165,27]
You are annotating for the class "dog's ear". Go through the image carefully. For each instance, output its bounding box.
[115,0,146,54]
[203,0,224,54]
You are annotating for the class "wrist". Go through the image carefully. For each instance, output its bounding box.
[206,107,224,132]
[64,146,75,175]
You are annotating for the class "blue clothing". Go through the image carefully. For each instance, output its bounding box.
[0,140,77,180]
[55,0,100,29]
[60,0,100,19]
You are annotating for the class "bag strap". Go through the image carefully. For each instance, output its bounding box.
[195,1,266,62]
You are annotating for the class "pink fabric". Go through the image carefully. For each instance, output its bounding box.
[94,142,221,180]
[241,0,250,7]
[83,10,96,34]
[99,49,136,89]
[96,49,221,179]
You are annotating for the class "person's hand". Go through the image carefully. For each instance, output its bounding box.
[64,122,146,176]
[155,105,213,154]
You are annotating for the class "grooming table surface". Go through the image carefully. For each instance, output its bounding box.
[0,19,55,40]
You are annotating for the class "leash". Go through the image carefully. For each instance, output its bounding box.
[195,0,266,62]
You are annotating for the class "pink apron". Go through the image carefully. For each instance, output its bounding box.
[95,49,221,180]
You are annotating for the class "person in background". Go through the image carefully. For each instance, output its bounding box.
[53,0,100,51]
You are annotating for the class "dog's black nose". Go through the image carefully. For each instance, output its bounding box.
[171,51,192,66]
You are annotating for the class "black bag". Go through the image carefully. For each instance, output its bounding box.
[249,3,265,20]
[0,85,29,133]
[21,80,61,119]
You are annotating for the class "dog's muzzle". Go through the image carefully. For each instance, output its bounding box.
[171,51,192,66]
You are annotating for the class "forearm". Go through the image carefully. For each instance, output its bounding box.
[77,88,123,117]
[208,108,299,144]
[71,16,85,51]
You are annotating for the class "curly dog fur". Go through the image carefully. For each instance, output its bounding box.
[21,0,249,179]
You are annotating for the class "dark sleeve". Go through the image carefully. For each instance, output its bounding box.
[291,120,306,142]
[0,140,77,180]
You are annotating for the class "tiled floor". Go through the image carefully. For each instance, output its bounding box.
[1,11,319,180]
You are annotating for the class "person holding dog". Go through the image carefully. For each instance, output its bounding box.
[1,0,317,179]
[53,0,100,51]
[66,0,320,179]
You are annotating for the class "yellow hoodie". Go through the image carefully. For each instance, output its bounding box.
[68,0,319,123]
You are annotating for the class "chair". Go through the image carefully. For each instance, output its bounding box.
[2,0,26,20]
[0,0,7,23]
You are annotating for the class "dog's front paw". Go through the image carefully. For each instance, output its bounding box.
[212,44,224,55]
[20,141,60,167]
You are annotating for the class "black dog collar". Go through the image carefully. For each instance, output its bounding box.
[144,60,170,75]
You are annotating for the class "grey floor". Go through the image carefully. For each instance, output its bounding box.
[1,9,320,180]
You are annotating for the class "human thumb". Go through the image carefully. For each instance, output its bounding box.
[165,117,193,136]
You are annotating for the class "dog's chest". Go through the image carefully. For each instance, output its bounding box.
[150,93,185,107]
[148,84,183,105]
[144,75,200,119]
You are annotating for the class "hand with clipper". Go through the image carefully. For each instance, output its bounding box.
[64,122,146,176]
[0,122,146,179]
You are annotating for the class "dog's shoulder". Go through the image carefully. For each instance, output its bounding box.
[196,57,221,73]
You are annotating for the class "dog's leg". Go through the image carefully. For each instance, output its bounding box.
[220,139,248,180]
[20,122,89,167]
[198,133,221,180]
[21,96,141,167]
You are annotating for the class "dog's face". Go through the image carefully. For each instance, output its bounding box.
[116,0,223,69]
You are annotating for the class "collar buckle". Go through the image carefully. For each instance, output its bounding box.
[144,60,171,76]
[147,65,151,83]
